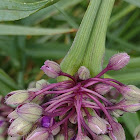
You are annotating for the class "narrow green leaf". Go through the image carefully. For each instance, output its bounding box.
[0,69,18,89]
[107,33,140,52]
[0,24,75,35]
[21,0,83,25]
[109,5,136,26]
[0,0,59,21]
[25,42,70,59]
[0,81,13,96]
[120,113,140,136]
[123,0,140,8]
[113,72,140,85]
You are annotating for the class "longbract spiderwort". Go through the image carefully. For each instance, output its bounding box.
[4,53,140,140]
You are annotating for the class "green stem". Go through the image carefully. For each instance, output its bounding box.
[59,0,115,80]
[59,0,101,81]
[82,0,115,77]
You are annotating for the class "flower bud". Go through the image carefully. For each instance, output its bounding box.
[68,128,75,138]
[97,135,111,140]
[41,60,61,78]
[5,90,29,105]
[55,134,65,140]
[87,116,107,135]
[27,88,44,104]
[8,111,18,120]
[111,109,124,118]
[109,122,125,140]
[94,84,112,95]
[76,133,91,140]
[26,128,49,140]
[7,136,21,140]
[48,134,54,140]
[116,99,140,112]
[36,79,49,90]
[134,125,140,140]
[69,113,77,124]
[120,85,140,101]
[28,81,36,88]
[8,117,32,136]
[51,126,60,136]
[16,103,43,122]
[78,66,90,80]
[107,53,130,70]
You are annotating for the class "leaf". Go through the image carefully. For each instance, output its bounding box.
[109,5,136,26]
[113,72,140,85]
[21,0,83,25]
[0,0,59,21]
[123,0,140,8]
[25,42,70,59]
[0,69,18,96]
[0,81,13,96]
[0,24,75,35]
[119,113,140,136]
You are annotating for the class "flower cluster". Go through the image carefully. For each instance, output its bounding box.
[5,53,140,140]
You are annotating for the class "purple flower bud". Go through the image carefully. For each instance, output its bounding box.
[5,90,29,105]
[41,60,61,78]
[41,116,52,128]
[107,53,130,70]
[109,122,125,140]
[8,117,32,136]
[78,66,90,80]
[116,99,140,112]
[87,116,107,135]
[94,84,112,95]
[26,128,49,140]
[120,85,140,101]
[16,103,43,122]
[51,126,60,136]
[134,125,140,140]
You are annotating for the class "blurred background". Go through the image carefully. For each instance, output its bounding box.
[0,0,140,139]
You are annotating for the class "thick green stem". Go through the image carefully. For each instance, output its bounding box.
[82,0,115,77]
[59,0,115,80]
[59,0,101,81]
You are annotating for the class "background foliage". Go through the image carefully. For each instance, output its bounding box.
[0,0,140,139]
